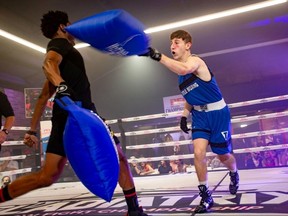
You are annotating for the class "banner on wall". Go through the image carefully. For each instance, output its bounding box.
[163,94,185,116]
[24,88,54,118]
[40,120,52,159]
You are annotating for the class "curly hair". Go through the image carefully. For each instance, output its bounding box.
[41,11,69,39]
[170,30,192,43]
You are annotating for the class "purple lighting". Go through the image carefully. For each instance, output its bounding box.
[247,14,288,28]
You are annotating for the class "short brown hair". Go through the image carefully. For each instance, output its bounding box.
[170,30,192,43]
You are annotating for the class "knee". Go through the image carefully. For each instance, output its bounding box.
[194,149,206,160]
[218,154,231,163]
[119,153,128,165]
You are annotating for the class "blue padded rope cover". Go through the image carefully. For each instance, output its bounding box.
[65,9,150,56]
[55,96,119,202]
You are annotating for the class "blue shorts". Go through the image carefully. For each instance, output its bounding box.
[191,106,233,155]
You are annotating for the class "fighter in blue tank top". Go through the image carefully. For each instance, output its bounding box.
[140,29,239,207]
[178,68,233,155]
[179,69,222,105]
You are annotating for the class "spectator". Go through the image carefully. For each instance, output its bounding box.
[280,148,288,166]
[266,142,280,166]
[158,160,173,174]
[152,134,163,158]
[129,156,141,177]
[262,151,276,167]
[170,160,178,173]
[170,159,188,173]
[138,161,155,176]
[210,156,225,169]
[245,152,263,169]
[173,144,181,155]
[0,149,19,181]
[0,91,15,151]
[176,159,188,173]
[1,176,11,189]
[164,133,174,156]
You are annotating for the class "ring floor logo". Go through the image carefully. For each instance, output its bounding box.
[0,189,288,216]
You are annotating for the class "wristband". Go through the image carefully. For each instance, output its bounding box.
[26,130,37,136]
[2,129,9,135]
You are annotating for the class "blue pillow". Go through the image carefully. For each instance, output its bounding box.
[66,9,150,56]
[55,96,119,202]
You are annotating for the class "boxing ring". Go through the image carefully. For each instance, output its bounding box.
[1,95,288,216]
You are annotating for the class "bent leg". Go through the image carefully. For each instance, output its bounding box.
[8,153,67,199]
[218,153,239,194]
[218,153,237,171]
[117,144,134,190]
[116,144,149,215]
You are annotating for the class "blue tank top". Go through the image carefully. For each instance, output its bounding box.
[178,70,223,105]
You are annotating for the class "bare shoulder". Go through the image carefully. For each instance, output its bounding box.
[191,55,210,80]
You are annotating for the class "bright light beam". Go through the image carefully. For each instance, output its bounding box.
[0,29,46,53]
[0,0,286,52]
[144,0,287,34]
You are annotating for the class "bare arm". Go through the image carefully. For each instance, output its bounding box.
[2,116,15,131]
[0,92,15,144]
[160,54,200,75]
[133,164,141,175]
[143,48,211,80]
[182,101,193,118]
[42,50,64,87]
[0,160,10,171]
[29,80,55,132]
[24,80,54,148]
[0,116,15,144]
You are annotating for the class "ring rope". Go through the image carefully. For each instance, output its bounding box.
[232,127,288,139]
[3,111,287,146]
[128,144,288,163]
[0,155,27,161]
[125,127,288,150]
[126,140,192,150]
[0,168,32,176]
[231,110,288,123]
[6,127,287,150]
[114,123,288,138]
[2,141,25,146]
[113,110,288,137]
[106,94,288,124]
[10,126,30,131]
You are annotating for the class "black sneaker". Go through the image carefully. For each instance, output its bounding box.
[229,171,239,195]
[126,206,149,216]
[194,185,214,214]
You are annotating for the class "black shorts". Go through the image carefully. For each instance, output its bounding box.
[46,114,120,157]
[46,114,67,157]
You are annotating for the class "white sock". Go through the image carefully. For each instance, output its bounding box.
[199,181,208,187]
